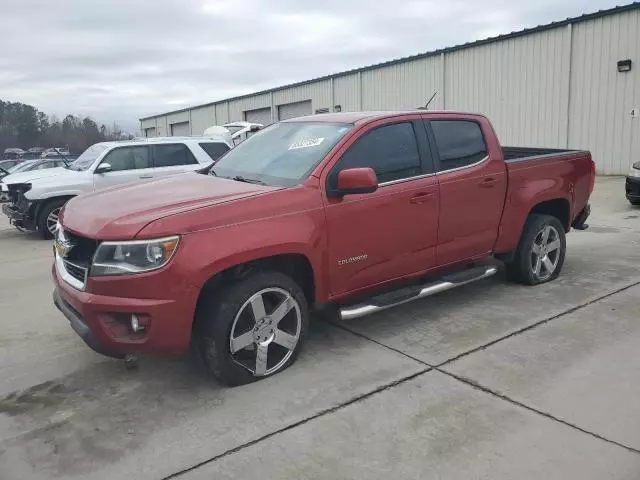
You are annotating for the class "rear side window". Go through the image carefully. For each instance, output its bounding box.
[199,142,230,162]
[333,122,421,185]
[153,144,198,167]
[431,120,487,171]
[102,146,151,171]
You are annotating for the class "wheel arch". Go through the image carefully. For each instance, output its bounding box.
[529,198,571,232]
[193,252,316,332]
[34,195,76,224]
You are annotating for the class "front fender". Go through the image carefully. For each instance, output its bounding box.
[175,208,329,302]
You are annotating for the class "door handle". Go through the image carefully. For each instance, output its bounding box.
[139,175,154,179]
[479,177,497,188]
[410,192,434,204]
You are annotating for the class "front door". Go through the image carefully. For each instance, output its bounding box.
[426,118,507,266]
[324,119,440,297]
[93,146,152,190]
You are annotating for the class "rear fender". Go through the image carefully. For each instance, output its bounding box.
[494,190,572,254]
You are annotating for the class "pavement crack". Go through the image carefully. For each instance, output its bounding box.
[161,367,431,479]
[437,368,640,456]
[435,278,640,368]
[322,280,640,457]
[326,319,435,368]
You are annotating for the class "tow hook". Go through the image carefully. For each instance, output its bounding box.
[124,353,139,370]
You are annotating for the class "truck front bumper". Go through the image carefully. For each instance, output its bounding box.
[2,198,37,230]
[52,261,199,358]
[626,176,640,202]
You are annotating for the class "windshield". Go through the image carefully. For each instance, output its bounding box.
[68,143,110,171]
[212,122,353,186]
[8,161,37,173]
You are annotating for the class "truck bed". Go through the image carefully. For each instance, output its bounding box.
[503,146,586,163]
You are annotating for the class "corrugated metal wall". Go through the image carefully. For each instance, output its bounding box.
[569,9,640,174]
[229,93,272,123]
[362,56,444,110]
[141,7,639,173]
[334,73,360,111]
[191,105,215,135]
[445,27,571,149]
[273,80,332,113]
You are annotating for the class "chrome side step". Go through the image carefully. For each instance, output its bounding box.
[339,264,499,321]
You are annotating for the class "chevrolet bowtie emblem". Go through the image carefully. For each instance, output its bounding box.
[55,231,75,258]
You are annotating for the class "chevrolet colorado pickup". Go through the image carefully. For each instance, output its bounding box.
[52,111,594,386]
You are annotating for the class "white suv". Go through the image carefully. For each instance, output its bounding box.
[1,135,232,239]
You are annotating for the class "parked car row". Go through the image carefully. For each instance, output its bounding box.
[2,146,73,160]
[3,110,590,388]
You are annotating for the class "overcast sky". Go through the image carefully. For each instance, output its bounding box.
[0,0,625,132]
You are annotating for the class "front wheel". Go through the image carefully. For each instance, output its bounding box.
[37,198,67,239]
[505,214,566,285]
[195,271,309,386]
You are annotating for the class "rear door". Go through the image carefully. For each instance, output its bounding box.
[93,146,152,189]
[324,117,440,296]
[425,118,507,266]
[151,143,201,178]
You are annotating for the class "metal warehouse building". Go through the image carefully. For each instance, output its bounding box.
[140,2,640,174]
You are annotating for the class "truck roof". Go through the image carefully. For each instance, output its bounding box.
[283,110,484,124]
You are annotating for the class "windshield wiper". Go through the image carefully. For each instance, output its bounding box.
[232,175,265,185]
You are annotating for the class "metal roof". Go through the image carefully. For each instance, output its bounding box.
[140,1,640,121]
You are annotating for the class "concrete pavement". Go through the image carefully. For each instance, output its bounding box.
[0,176,639,479]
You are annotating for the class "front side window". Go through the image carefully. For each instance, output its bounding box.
[153,144,198,167]
[101,146,151,172]
[431,120,487,171]
[199,142,230,162]
[331,122,421,186]
[212,122,354,187]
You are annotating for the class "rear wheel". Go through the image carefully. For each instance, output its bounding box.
[37,198,67,239]
[505,214,566,285]
[195,270,309,386]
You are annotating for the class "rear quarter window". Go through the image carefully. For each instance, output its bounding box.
[199,142,230,162]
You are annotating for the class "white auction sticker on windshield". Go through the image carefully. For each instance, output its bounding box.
[288,137,325,150]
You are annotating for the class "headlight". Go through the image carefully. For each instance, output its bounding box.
[91,236,180,276]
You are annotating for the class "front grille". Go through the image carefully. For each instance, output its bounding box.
[63,260,88,284]
[64,230,99,264]
[57,228,99,289]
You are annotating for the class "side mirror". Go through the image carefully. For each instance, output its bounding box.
[330,167,378,197]
[94,163,112,174]
[249,125,261,132]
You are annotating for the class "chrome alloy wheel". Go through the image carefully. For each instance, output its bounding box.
[47,208,61,236]
[229,287,301,377]
[531,225,561,281]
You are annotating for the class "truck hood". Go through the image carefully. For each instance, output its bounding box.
[0,167,76,186]
[62,173,280,239]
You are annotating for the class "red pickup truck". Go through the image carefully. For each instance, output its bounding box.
[52,111,594,385]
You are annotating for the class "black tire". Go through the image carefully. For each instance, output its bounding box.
[195,270,309,386]
[37,198,67,239]
[629,199,640,206]
[505,214,566,285]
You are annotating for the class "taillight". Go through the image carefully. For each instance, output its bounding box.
[588,159,595,194]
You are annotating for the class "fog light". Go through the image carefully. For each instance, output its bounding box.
[131,314,144,333]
